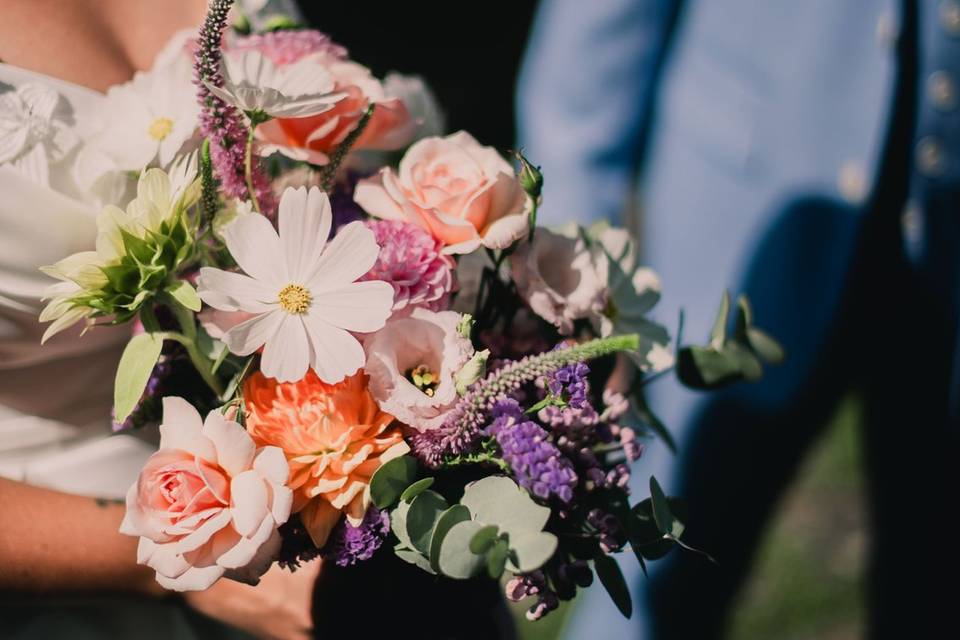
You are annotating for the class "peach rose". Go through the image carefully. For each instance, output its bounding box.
[354,131,532,254]
[255,58,416,165]
[120,398,292,591]
[244,371,409,547]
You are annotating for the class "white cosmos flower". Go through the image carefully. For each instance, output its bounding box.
[206,50,345,119]
[76,54,199,190]
[0,83,78,187]
[197,186,393,383]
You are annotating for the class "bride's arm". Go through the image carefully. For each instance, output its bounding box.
[0,477,161,594]
[0,478,318,639]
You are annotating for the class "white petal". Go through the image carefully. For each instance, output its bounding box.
[481,212,529,250]
[253,446,290,485]
[197,267,278,313]
[278,186,331,281]
[174,509,232,554]
[270,484,293,525]
[302,313,365,384]
[156,564,225,592]
[202,411,255,477]
[221,309,284,356]
[311,281,394,333]
[305,221,381,289]
[222,211,286,286]
[230,470,269,537]
[158,397,216,461]
[259,314,310,382]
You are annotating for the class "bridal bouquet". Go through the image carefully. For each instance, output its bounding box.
[37,0,781,622]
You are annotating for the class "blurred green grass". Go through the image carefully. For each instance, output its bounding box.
[512,396,866,640]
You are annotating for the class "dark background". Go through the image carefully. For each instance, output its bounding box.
[294,1,540,152]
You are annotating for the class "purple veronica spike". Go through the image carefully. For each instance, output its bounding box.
[322,507,390,567]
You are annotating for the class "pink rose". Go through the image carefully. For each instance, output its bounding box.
[120,397,292,591]
[364,309,474,431]
[354,131,532,254]
[510,226,607,335]
[255,58,416,165]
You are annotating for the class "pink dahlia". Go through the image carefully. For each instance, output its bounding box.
[228,29,348,66]
[361,219,456,317]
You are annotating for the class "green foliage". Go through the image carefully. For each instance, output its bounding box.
[594,555,633,618]
[114,332,165,425]
[400,477,435,503]
[369,455,418,509]
[677,291,784,389]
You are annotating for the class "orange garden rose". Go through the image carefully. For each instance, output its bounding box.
[244,370,408,547]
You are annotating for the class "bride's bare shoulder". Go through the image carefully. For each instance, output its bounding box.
[0,0,206,91]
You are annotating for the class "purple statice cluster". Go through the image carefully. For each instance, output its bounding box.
[193,0,274,211]
[485,399,578,502]
[546,361,590,409]
[321,507,391,567]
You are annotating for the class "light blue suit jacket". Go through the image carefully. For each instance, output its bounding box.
[519,1,959,637]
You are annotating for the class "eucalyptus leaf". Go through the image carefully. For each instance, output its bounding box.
[594,555,633,618]
[747,327,785,364]
[165,279,201,312]
[709,290,731,348]
[390,501,414,549]
[460,476,550,536]
[114,332,164,425]
[506,531,558,573]
[469,525,500,555]
[486,539,509,579]
[369,455,418,509]
[438,520,486,579]
[394,546,435,574]
[400,477,435,503]
[429,505,471,572]
[405,490,448,555]
[649,476,677,538]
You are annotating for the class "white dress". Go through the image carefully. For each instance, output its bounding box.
[0,1,298,637]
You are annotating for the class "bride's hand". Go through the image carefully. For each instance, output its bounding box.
[183,560,321,640]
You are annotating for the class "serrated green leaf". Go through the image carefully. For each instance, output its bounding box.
[400,477,435,503]
[487,539,509,579]
[166,279,201,312]
[114,332,164,425]
[369,455,418,509]
[594,555,633,618]
[429,505,471,572]
[438,520,486,579]
[469,525,500,554]
[405,490,448,555]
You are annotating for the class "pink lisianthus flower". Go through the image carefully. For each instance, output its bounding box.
[361,219,456,317]
[510,225,607,335]
[254,57,417,165]
[354,131,532,254]
[120,397,293,591]
[364,309,474,431]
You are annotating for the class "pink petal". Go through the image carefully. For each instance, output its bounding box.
[202,411,255,477]
[230,470,269,538]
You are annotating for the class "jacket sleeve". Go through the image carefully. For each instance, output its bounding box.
[517,0,680,225]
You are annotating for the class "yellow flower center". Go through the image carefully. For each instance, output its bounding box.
[406,364,440,397]
[278,284,312,314]
[147,117,174,141]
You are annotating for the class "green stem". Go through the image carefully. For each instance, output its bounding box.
[244,126,261,215]
[164,300,225,397]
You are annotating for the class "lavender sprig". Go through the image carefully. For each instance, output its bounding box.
[193,0,274,212]
[411,334,640,467]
